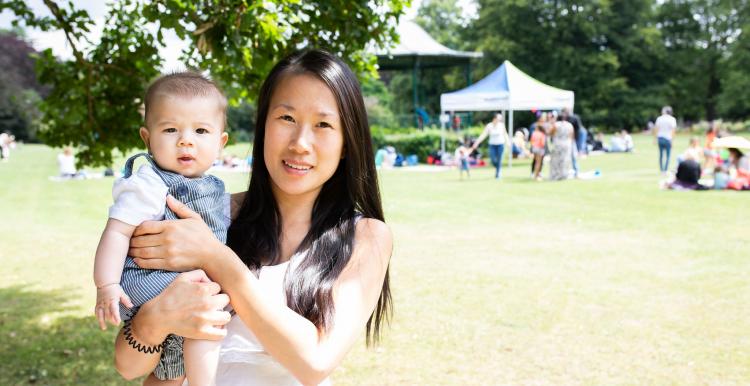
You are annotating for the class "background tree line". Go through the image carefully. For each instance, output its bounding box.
[382,0,750,131]
[2,0,750,166]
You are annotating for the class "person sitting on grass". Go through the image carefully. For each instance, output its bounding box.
[57,147,80,178]
[666,159,708,190]
[93,71,230,386]
[622,130,634,152]
[678,137,703,167]
[713,164,730,190]
[609,132,627,153]
[726,148,750,190]
[512,131,531,159]
[592,132,607,152]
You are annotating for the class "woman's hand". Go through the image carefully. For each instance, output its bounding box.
[129,195,222,271]
[114,270,230,380]
[137,269,231,343]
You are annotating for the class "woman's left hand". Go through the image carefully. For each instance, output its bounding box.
[129,195,222,271]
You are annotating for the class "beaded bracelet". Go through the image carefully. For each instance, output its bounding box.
[122,318,164,354]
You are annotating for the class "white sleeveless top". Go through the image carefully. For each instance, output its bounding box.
[215,260,331,386]
[486,122,507,145]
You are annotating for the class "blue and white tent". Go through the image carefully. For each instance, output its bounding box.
[439,61,574,165]
[440,60,574,112]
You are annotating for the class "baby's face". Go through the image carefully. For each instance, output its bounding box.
[141,95,228,178]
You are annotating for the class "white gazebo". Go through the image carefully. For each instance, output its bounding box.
[440,60,575,164]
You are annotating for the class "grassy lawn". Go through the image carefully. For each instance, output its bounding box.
[1,133,748,385]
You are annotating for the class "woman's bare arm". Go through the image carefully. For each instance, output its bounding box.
[113,270,231,380]
[130,197,392,386]
[206,218,392,385]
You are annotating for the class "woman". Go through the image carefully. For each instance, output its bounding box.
[548,115,574,181]
[727,147,750,190]
[114,50,392,385]
[471,113,509,179]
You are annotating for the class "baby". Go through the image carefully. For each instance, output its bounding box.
[93,72,230,385]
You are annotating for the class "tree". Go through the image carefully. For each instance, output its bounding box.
[657,0,747,121]
[470,0,633,130]
[0,29,44,141]
[718,3,750,119]
[1,0,408,166]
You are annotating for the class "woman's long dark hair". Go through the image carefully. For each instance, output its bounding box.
[227,49,391,344]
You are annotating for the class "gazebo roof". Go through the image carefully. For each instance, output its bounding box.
[376,21,482,70]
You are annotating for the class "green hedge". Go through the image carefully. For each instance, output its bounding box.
[370,128,485,162]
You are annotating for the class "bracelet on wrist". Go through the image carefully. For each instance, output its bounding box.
[122,318,163,354]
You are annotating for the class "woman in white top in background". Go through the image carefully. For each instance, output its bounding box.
[114,49,392,386]
[654,105,677,174]
[472,113,510,179]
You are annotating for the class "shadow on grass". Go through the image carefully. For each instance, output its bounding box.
[0,286,138,385]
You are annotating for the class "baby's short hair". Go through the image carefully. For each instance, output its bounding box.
[144,71,228,129]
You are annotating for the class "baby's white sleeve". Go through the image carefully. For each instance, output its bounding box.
[108,164,168,226]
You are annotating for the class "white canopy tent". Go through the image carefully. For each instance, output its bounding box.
[440,60,575,165]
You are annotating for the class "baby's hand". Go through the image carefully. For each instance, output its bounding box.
[95,283,133,330]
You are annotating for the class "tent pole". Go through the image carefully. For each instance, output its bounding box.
[412,57,420,128]
[466,61,473,127]
[508,110,514,168]
[440,112,446,154]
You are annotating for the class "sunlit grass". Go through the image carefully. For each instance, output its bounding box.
[1,133,748,385]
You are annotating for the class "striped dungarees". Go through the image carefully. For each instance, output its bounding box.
[118,153,227,380]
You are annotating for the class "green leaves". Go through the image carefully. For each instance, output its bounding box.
[5,0,407,166]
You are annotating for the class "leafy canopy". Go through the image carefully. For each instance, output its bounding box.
[1,0,408,166]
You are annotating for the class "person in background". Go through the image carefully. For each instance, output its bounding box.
[654,106,677,174]
[679,137,703,165]
[530,114,548,180]
[549,115,575,181]
[667,159,708,190]
[560,108,582,176]
[512,131,530,159]
[452,112,461,131]
[713,164,730,190]
[471,113,509,179]
[57,147,79,178]
[703,122,719,172]
[592,132,606,152]
[455,140,472,180]
[726,148,750,190]
[0,132,11,161]
[621,130,634,152]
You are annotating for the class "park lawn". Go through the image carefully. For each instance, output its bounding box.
[0,133,748,385]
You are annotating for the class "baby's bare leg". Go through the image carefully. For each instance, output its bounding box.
[184,338,221,386]
[142,374,185,386]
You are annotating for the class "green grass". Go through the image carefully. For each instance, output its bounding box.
[1,134,748,385]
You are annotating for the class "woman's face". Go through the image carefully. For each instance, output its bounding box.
[263,73,345,202]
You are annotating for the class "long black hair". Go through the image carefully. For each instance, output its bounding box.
[226,49,391,344]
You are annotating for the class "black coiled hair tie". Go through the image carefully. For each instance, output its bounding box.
[122,318,163,354]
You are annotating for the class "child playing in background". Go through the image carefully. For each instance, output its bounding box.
[530,123,547,180]
[455,140,472,180]
[93,72,230,386]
